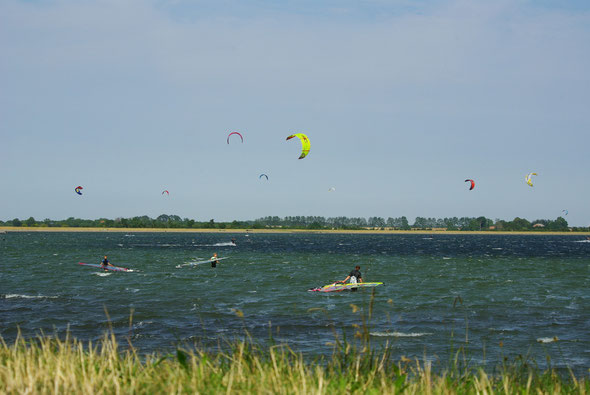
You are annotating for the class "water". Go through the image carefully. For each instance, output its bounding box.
[1,232,589,373]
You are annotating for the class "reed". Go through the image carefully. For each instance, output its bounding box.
[0,329,587,394]
[1,294,587,394]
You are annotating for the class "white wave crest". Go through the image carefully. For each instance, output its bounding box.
[4,294,59,299]
[370,331,432,337]
[537,337,559,343]
[194,242,236,247]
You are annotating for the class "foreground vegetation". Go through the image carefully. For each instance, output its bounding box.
[1,213,584,231]
[0,332,587,394]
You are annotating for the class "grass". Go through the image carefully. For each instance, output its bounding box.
[1,296,588,394]
[0,331,588,394]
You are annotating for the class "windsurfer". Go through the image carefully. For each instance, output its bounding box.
[340,265,362,284]
[100,255,114,271]
[211,252,219,268]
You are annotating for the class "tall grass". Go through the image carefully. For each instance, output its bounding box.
[1,332,587,394]
[1,294,588,394]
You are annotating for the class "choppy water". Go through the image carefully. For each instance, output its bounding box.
[1,232,589,372]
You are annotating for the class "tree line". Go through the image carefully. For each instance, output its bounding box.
[0,214,583,231]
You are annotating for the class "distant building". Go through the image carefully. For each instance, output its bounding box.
[533,223,545,228]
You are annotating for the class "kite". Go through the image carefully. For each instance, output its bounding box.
[562,209,568,216]
[328,187,336,192]
[259,174,269,180]
[227,131,244,144]
[465,179,475,190]
[162,190,169,196]
[286,133,310,159]
[525,172,537,187]
[75,186,83,195]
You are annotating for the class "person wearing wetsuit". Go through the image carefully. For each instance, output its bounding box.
[342,265,363,284]
[341,265,363,291]
[100,255,113,271]
[210,252,219,268]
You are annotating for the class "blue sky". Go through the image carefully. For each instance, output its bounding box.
[1,0,589,225]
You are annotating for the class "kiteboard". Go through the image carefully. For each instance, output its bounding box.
[78,262,132,272]
[308,282,384,293]
[176,257,229,268]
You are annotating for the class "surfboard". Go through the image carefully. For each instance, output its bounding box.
[176,257,229,268]
[78,262,131,272]
[308,282,384,293]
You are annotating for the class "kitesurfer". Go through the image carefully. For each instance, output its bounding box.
[211,253,219,268]
[100,255,114,271]
[231,238,236,245]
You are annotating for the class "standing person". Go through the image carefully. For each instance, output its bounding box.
[210,252,219,268]
[341,265,363,284]
[100,255,114,271]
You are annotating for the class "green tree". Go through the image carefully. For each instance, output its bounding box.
[25,217,36,227]
[547,217,569,231]
[400,216,410,230]
[505,217,531,231]
[11,218,22,227]
[307,222,323,230]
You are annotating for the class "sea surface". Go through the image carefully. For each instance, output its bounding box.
[1,232,589,373]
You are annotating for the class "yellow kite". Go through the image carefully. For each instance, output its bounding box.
[286,133,310,159]
[525,172,537,187]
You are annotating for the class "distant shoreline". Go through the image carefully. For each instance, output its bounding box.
[1,226,588,236]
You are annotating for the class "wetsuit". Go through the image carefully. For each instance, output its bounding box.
[211,257,218,268]
[348,269,362,291]
[101,258,110,270]
[349,269,362,283]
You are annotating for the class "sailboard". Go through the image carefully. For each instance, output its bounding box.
[308,282,384,293]
[176,257,229,268]
[78,262,132,272]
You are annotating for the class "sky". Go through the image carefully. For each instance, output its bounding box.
[1,0,589,225]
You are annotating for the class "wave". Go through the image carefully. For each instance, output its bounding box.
[573,240,590,243]
[537,337,559,343]
[194,242,236,247]
[131,243,182,247]
[3,294,59,299]
[370,331,433,337]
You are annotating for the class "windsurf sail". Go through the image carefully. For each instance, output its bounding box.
[176,257,229,268]
[78,262,131,272]
[308,282,384,293]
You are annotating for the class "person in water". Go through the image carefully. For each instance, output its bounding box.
[341,265,363,284]
[210,252,219,268]
[100,255,114,271]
